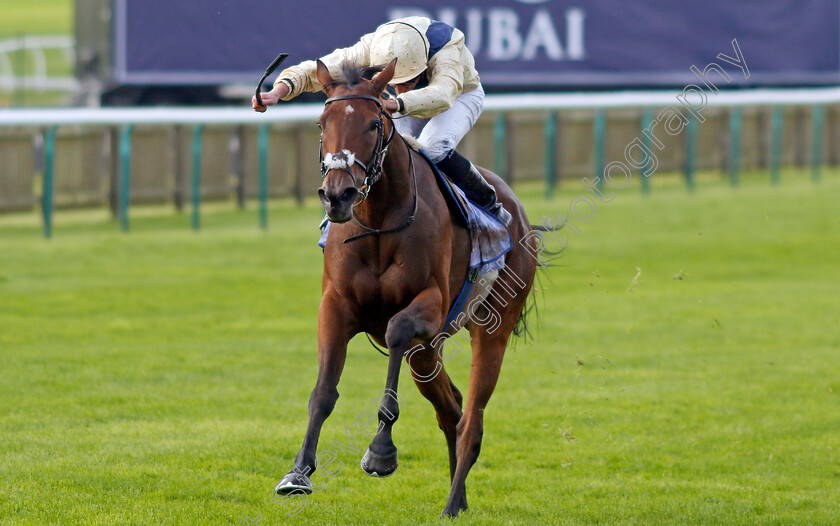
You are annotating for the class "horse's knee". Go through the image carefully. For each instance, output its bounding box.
[308,383,339,418]
[385,315,415,352]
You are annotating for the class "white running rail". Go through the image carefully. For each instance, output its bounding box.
[0,35,77,92]
[1,86,840,126]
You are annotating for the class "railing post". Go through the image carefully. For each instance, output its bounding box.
[729,107,742,187]
[685,113,698,193]
[812,105,824,183]
[118,124,133,232]
[544,110,558,199]
[108,127,119,218]
[233,127,246,210]
[640,108,652,195]
[173,126,187,212]
[293,128,306,206]
[770,106,783,185]
[258,123,270,230]
[191,124,204,231]
[593,109,606,191]
[42,126,56,239]
[494,112,507,182]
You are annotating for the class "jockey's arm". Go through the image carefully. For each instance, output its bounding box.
[280,34,374,97]
[252,33,375,111]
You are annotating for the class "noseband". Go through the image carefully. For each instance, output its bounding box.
[320,93,418,244]
[320,94,394,204]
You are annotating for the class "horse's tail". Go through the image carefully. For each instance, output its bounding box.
[512,288,538,341]
[513,223,565,342]
[529,223,566,262]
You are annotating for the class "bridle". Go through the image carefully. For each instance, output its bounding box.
[320,94,392,201]
[320,93,418,244]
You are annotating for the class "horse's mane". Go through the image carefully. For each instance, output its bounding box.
[335,61,385,88]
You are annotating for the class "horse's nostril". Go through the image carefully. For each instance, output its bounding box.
[317,188,329,207]
[340,187,359,204]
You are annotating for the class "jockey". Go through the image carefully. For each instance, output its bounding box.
[252,16,513,226]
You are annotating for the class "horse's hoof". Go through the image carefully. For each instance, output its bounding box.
[274,470,313,494]
[441,507,460,518]
[360,448,398,477]
[441,494,468,517]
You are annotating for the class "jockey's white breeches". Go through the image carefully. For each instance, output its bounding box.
[393,84,485,163]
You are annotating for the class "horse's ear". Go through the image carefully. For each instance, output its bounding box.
[316,59,335,93]
[370,58,398,94]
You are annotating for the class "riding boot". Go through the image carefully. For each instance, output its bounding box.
[435,150,512,226]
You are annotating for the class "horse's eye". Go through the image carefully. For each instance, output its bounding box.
[369,121,380,132]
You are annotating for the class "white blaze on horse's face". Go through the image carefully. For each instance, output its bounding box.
[345,105,355,114]
[323,150,357,172]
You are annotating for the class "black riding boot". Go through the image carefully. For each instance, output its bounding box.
[435,150,512,226]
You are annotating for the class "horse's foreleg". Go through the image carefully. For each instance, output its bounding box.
[276,292,354,494]
[361,287,443,477]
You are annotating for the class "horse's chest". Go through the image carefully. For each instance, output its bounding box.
[345,257,427,309]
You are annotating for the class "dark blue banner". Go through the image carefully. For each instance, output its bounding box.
[114,0,840,88]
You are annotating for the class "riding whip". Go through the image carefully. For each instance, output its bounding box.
[255,53,289,106]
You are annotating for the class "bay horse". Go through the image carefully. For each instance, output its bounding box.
[275,58,539,517]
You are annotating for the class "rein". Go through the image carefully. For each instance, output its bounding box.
[320,94,418,244]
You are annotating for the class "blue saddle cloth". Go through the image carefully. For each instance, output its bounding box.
[318,149,513,326]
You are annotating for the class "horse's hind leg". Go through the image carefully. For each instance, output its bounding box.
[406,343,464,489]
[361,287,443,477]
[441,326,510,517]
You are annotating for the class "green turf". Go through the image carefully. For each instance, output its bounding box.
[1,172,839,525]
[0,0,72,38]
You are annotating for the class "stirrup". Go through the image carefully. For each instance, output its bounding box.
[490,203,513,226]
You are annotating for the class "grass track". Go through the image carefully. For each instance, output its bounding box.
[0,0,71,38]
[1,172,839,525]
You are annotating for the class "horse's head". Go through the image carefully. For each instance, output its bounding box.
[316,58,397,223]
